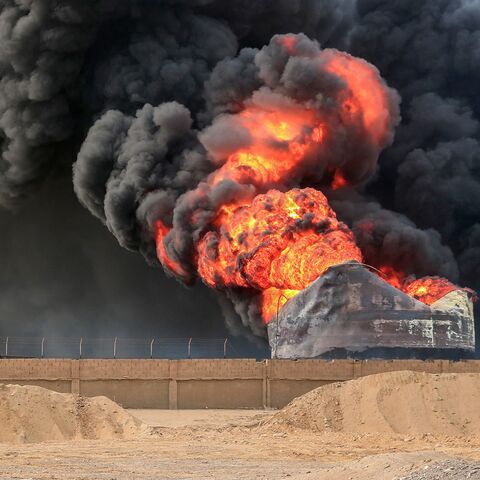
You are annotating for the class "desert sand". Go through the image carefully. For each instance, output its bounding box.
[0,372,479,479]
[262,370,480,435]
[0,383,150,443]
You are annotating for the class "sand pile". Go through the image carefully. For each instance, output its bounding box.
[263,371,480,435]
[0,383,152,443]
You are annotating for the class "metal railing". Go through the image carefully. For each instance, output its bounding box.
[0,336,238,359]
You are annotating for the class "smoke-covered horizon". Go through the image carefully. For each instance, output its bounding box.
[0,0,479,349]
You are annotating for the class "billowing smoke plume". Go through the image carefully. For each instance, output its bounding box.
[330,189,459,281]
[74,33,402,332]
[161,35,399,278]
[0,0,478,342]
[347,0,480,296]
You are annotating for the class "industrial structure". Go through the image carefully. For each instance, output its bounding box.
[268,262,475,359]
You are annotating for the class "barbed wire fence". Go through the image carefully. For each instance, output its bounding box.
[0,336,243,359]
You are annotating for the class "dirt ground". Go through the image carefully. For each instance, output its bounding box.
[0,409,479,480]
[263,372,480,436]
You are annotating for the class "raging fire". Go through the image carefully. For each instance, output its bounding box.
[197,188,363,321]
[403,277,458,306]
[155,34,466,324]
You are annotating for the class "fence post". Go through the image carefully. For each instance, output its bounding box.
[0,336,240,360]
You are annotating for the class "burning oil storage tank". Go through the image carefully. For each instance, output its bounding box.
[267,262,475,359]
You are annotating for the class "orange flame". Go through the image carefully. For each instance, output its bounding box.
[209,108,324,188]
[403,277,458,306]
[379,268,464,305]
[324,51,394,146]
[197,188,363,321]
[331,169,349,190]
[154,35,466,325]
[378,265,406,290]
[156,220,190,279]
[261,288,299,322]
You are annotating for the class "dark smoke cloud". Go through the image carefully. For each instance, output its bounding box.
[0,0,237,208]
[0,0,354,211]
[0,175,236,341]
[459,225,480,291]
[74,101,211,264]
[0,0,479,346]
[199,0,354,48]
[83,6,238,115]
[348,0,480,294]
[330,189,459,281]
[160,34,399,284]
[0,0,100,207]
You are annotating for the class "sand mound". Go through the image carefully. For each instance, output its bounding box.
[0,383,152,443]
[263,371,480,435]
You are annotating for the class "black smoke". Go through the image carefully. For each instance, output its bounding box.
[0,0,479,349]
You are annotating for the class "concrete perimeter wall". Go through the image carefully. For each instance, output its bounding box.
[0,359,479,409]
